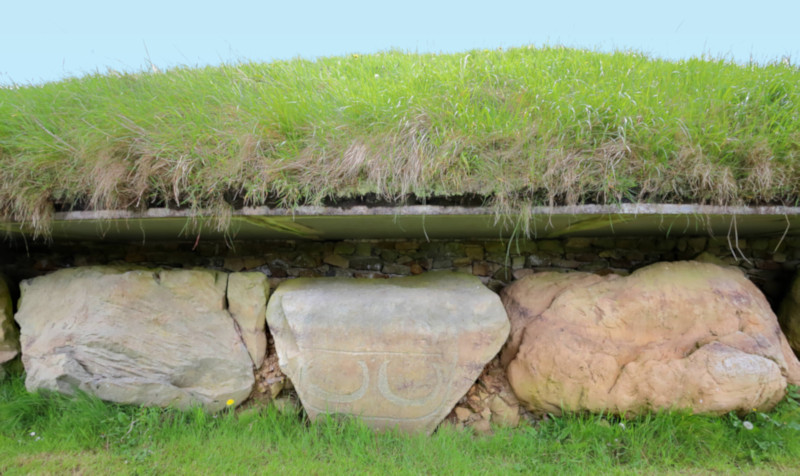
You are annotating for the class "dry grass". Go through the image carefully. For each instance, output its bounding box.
[1,47,798,236]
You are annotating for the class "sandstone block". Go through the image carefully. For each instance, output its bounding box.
[266,272,510,433]
[502,261,800,416]
[382,263,411,275]
[334,242,356,256]
[464,245,485,261]
[565,237,593,251]
[484,242,506,254]
[537,240,563,253]
[15,267,254,411]
[223,257,246,272]
[472,261,491,276]
[323,254,349,269]
[0,275,19,366]
[355,243,373,257]
[395,241,419,251]
[228,272,270,366]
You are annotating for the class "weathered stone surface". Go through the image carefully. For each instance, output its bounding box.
[502,262,800,416]
[779,270,800,353]
[267,272,510,433]
[0,275,19,366]
[323,254,349,269]
[228,272,269,367]
[15,267,254,411]
[382,263,411,275]
[449,357,525,430]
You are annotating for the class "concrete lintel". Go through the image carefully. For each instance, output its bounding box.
[3,204,800,242]
[49,204,800,221]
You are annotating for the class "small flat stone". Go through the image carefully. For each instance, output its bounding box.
[323,254,349,269]
[382,263,411,275]
[454,406,472,422]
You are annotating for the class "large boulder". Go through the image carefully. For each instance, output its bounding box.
[779,270,800,353]
[15,267,254,411]
[266,272,510,434]
[502,261,800,416]
[1,275,19,368]
[228,272,269,367]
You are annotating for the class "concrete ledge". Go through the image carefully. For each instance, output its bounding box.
[3,204,800,241]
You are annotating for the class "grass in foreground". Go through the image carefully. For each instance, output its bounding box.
[2,374,800,475]
[1,47,799,235]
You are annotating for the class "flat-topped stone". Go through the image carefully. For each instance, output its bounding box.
[15,267,254,411]
[266,272,510,434]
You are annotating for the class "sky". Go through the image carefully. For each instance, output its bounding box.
[2,0,799,85]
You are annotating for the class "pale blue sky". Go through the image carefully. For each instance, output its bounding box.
[2,0,798,85]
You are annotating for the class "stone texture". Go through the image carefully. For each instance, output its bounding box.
[779,270,800,353]
[227,272,269,367]
[0,275,19,367]
[15,267,254,411]
[382,263,411,275]
[323,254,349,269]
[502,261,800,416]
[448,357,525,431]
[266,272,510,433]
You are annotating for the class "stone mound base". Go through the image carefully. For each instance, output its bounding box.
[6,259,800,434]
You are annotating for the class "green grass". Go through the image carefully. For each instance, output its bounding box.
[1,47,799,235]
[2,373,800,475]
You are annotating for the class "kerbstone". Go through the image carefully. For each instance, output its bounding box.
[15,267,254,411]
[779,270,800,353]
[228,272,270,367]
[0,275,19,367]
[503,261,800,416]
[266,272,510,434]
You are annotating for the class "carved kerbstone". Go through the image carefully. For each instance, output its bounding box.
[15,267,254,411]
[266,272,510,434]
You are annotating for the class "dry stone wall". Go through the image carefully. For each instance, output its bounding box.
[3,235,798,302]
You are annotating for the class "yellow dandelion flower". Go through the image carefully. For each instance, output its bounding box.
[226,399,235,406]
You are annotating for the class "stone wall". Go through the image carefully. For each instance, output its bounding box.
[2,235,797,307]
[3,234,800,433]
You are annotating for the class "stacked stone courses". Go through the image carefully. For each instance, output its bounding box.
[3,235,797,305]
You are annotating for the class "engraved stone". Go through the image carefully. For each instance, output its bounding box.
[15,267,254,411]
[266,272,510,434]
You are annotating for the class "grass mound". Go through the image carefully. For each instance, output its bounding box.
[1,47,798,235]
[2,373,800,474]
